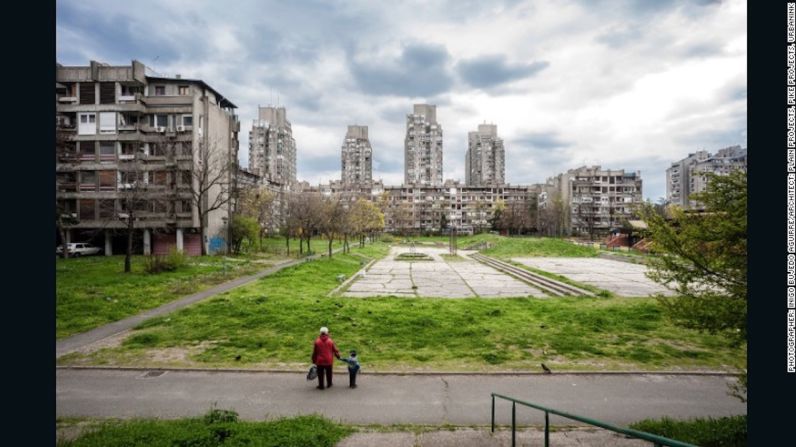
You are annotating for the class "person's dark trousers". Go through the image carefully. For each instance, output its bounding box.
[317,365,333,389]
[349,370,357,387]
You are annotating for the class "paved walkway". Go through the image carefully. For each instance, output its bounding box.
[56,369,745,426]
[344,247,543,298]
[512,257,675,297]
[56,250,340,358]
[338,428,651,447]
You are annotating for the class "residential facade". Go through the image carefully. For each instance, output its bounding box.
[248,106,297,188]
[666,145,747,209]
[465,123,505,187]
[404,104,443,186]
[541,166,643,236]
[341,125,373,188]
[56,60,240,255]
[382,181,538,235]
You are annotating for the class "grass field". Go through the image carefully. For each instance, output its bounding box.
[394,234,599,258]
[629,415,746,447]
[58,241,744,372]
[56,254,275,339]
[57,411,352,447]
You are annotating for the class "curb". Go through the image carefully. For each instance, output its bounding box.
[55,365,740,376]
[328,257,377,296]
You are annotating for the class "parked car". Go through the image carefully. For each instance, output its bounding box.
[56,243,102,257]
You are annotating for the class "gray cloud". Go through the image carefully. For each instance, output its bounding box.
[511,132,572,149]
[349,43,454,97]
[457,55,549,89]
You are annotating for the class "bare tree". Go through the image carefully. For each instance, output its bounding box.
[320,195,345,257]
[116,152,154,273]
[190,139,235,255]
[291,192,323,255]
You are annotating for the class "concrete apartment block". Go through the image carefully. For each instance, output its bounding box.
[248,106,297,187]
[56,60,240,255]
[382,181,539,235]
[405,104,443,186]
[541,166,643,236]
[465,123,505,187]
[341,125,373,188]
[666,145,747,209]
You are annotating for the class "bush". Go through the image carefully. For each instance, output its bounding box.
[380,234,395,243]
[203,407,239,424]
[629,415,746,447]
[144,249,188,274]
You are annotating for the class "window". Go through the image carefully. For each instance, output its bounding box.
[78,113,96,135]
[152,171,168,186]
[154,85,166,96]
[99,171,116,191]
[120,84,142,97]
[179,200,192,213]
[79,199,96,221]
[99,82,116,104]
[157,115,168,128]
[98,200,115,218]
[79,142,96,160]
[182,115,193,126]
[120,142,139,156]
[79,83,96,104]
[180,171,192,185]
[99,142,116,161]
[178,85,190,95]
[99,112,116,133]
[119,170,141,185]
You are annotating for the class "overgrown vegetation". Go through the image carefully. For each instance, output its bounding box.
[58,409,353,447]
[639,170,747,400]
[56,254,267,339]
[629,415,746,447]
[59,242,744,371]
[142,250,188,274]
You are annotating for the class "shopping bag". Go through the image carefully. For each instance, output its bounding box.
[306,364,318,381]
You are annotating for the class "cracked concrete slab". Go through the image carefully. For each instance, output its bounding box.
[512,257,675,297]
[344,247,544,298]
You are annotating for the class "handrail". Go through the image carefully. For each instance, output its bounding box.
[491,393,697,447]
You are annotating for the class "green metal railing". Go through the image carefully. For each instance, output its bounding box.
[491,393,697,447]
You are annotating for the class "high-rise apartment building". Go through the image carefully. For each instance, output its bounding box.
[465,123,505,186]
[248,106,297,187]
[56,60,240,255]
[405,104,443,186]
[341,125,372,187]
[540,166,643,236]
[666,145,747,209]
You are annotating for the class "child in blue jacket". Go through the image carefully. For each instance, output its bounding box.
[340,350,361,388]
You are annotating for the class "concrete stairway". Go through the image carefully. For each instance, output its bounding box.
[469,253,594,297]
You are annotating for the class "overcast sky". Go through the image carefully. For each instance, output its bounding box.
[56,0,746,200]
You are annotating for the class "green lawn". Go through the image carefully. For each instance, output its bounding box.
[629,415,746,447]
[56,254,275,339]
[395,234,599,258]
[59,242,745,372]
[257,237,343,257]
[57,411,352,447]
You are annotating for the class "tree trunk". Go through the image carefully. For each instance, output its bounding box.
[299,236,303,255]
[124,219,134,273]
[58,224,70,259]
[328,238,333,258]
[199,212,207,255]
[285,234,290,256]
[307,235,311,254]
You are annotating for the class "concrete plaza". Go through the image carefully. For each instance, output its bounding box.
[512,257,675,297]
[343,246,545,298]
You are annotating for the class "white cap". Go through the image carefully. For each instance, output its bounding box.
[320,327,329,334]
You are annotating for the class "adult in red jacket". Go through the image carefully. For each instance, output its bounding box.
[312,326,340,389]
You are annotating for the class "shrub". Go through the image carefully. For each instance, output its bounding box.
[380,234,395,243]
[144,249,188,274]
[203,407,239,424]
[629,415,746,447]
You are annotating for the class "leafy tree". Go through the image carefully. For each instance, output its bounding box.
[639,170,747,400]
[228,215,259,254]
